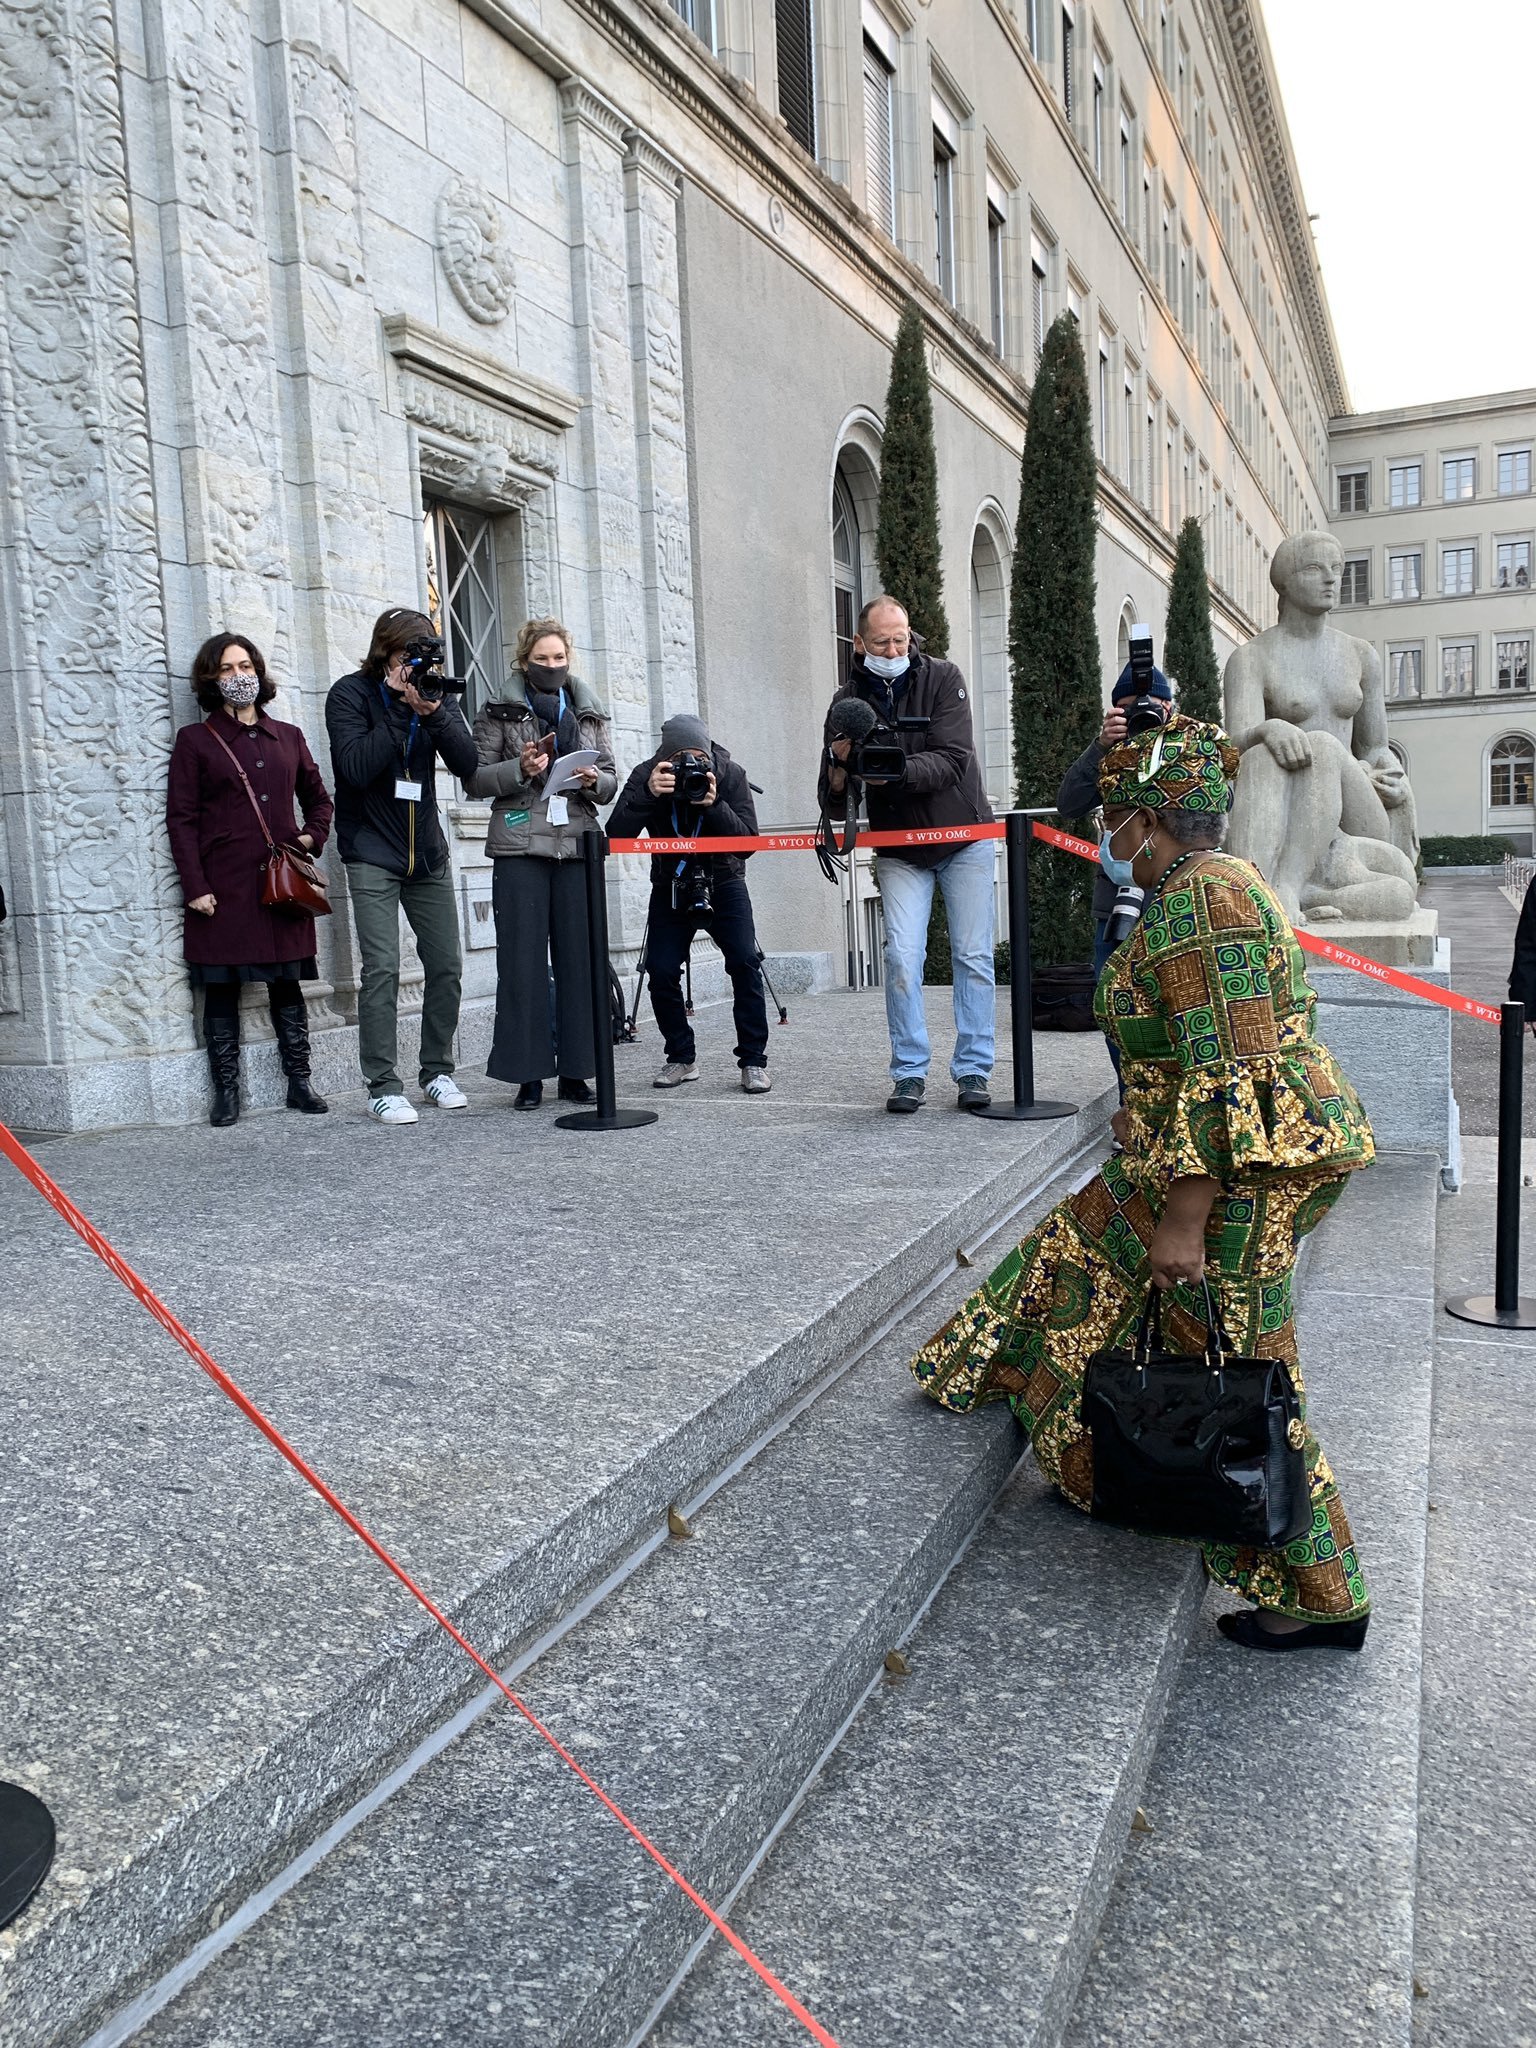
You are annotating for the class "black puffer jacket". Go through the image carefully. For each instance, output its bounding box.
[607,743,759,887]
[325,670,478,879]
[818,652,993,870]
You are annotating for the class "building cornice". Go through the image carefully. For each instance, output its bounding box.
[1214,0,1350,421]
[1331,389,1536,436]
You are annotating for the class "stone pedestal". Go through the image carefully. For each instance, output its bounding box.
[1311,964,1458,1181]
[1300,905,1439,969]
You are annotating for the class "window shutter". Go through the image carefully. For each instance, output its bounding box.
[777,0,817,156]
[863,42,894,237]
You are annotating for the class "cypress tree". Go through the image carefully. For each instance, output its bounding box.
[1163,515,1222,722]
[876,300,948,655]
[1010,313,1101,966]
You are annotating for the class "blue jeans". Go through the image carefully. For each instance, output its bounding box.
[877,841,997,1082]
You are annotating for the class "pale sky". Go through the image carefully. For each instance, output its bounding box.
[1261,0,1536,415]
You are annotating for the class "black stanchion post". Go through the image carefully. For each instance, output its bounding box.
[974,811,1077,1123]
[555,831,659,1134]
[1445,999,1536,1327]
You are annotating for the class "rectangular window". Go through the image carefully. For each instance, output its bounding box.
[1092,52,1106,177]
[1443,454,1476,501]
[1030,232,1051,367]
[1389,551,1422,601]
[1498,638,1533,692]
[1388,462,1421,508]
[1162,199,1174,301]
[1142,156,1154,258]
[1498,447,1532,496]
[667,0,717,46]
[1025,0,1042,56]
[1338,468,1369,514]
[1386,645,1423,701]
[1119,111,1133,223]
[422,500,506,720]
[1340,556,1370,606]
[1097,331,1111,461]
[1179,232,1192,333]
[1497,539,1532,590]
[1061,4,1075,118]
[986,186,1007,354]
[1123,365,1136,486]
[862,34,895,238]
[1442,544,1476,596]
[1440,642,1475,697]
[776,0,817,155]
[932,122,956,304]
[1177,34,1189,125]
[1159,1,1173,76]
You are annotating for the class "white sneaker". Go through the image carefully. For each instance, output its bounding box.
[423,1075,468,1108]
[654,1061,699,1088]
[740,1066,772,1094]
[369,1094,418,1126]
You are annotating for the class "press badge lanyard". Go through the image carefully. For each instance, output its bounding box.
[379,683,422,802]
[543,688,575,824]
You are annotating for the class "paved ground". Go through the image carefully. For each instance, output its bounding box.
[1422,874,1532,1137]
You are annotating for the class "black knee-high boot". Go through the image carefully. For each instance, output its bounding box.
[204,1014,241,1127]
[270,996,328,1113]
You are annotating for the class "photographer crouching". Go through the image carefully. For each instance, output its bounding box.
[821,596,995,1115]
[607,713,772,1094]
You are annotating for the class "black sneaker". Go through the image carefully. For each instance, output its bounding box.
[886,1077,926,1115]
[956,1075,992,1112]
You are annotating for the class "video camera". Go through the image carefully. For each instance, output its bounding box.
[669,748,713,806]
[1122,624,1165,738]
[827,697,924,785]
[401,633,466,702]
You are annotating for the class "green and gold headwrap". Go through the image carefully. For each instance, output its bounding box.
[1097,712,1240,815]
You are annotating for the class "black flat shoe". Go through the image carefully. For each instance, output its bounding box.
[515,1082,543,1111]
[557,1077,592,1104]
[1218,1610,1369,1653]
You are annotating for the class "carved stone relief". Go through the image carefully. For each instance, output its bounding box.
[290,46,366,289]
[436,177,517,324]
[0,0,183,1072]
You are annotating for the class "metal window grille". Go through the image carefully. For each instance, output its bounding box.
[777,0,816,155]
[422,500,503,717]
[863,40,895,237]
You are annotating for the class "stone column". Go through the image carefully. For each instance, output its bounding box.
[622,132,700,735]
[561,82,654,945]
[0,0,185,1130]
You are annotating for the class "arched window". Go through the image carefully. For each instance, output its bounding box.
[1116,603,1134,677]
[1489,734,1536,810]
[832,471,861,685]
[969,514,1012,806]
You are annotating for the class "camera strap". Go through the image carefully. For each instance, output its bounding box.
[376,683,420,776]
[669,801,705,880]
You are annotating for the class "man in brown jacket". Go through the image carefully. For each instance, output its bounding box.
[822,596,996,1114]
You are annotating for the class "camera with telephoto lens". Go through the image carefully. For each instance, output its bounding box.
[401,633,466,701]
[1122,623,1166,737]
[670,749,713,806]
[849,722,908,782]
[671,861,712,917]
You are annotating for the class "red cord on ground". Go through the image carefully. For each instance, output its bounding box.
[0,1121,841,2048]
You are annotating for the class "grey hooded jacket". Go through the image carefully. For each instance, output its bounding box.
[469,672,619,861]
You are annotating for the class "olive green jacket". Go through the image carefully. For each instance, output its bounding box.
[468,673,618,860]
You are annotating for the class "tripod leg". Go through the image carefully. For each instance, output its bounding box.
[756,947,788,1025]
[628,911,651,1039]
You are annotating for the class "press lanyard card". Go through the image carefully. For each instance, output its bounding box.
[395,778,423,801]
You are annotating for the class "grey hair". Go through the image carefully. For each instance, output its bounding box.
[1162,808,1229,849]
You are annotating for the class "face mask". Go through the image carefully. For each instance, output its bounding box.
[1098,815,1149,887]
[525,662,568,684]
[218,674,261,707]
[861,650,910,681]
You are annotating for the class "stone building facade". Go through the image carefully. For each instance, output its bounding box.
[0,0,1342,1130]
[1327,390,1536,853]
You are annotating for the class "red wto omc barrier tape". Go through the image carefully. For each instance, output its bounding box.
[1025,818,1500,1023]
[621,812,1495,1029]
[0,1118,841,2048]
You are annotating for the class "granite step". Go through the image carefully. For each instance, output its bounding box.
[639,1158,1429,2048]
[1062,1153,1439,2048]
[92,1139,1109,2047]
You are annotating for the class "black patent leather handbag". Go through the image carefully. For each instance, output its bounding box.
[1081,1283,1311,1548]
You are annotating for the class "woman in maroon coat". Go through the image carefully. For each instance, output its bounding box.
[167,635,335,1126]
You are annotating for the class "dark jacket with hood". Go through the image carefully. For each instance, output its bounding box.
[818,650,993,871]
[607,742,759,889]
[325,670,478,880]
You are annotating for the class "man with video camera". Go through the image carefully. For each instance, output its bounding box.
[607,712,772,1094]
[326,606,479,1126]
[821,595,995,1115]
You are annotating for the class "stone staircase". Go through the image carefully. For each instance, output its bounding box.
[7,1098,1441,2048]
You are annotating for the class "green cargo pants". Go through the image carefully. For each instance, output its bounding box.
[346,861,463,1095]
